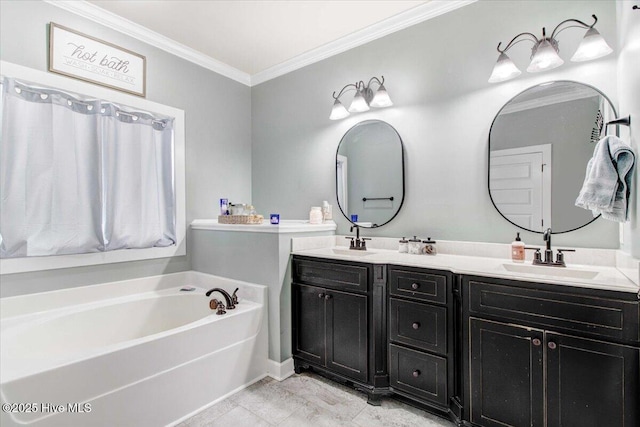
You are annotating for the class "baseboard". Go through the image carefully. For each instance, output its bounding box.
[267,358,295,381]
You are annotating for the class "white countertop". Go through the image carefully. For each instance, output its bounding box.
[191,219,337,234]
[292,246,640,295]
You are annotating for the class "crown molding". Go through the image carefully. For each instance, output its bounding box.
[43,0,251,86]
[501,86,599,114]
[250,0,477,85]
[44,0,476,87]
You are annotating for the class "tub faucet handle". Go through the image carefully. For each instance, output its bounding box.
[216,301,227,315]
[231,288,239,305]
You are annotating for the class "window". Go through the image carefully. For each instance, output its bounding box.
[0,61,185,273]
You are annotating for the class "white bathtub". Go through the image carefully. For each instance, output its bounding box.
[0,271,268,427]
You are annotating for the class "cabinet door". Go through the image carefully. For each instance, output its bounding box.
[292,284,326,366]
[546,332,640,427]
[325,289,368,382]
[470,318,544,427]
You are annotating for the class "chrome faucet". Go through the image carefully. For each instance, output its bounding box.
[543,228,553,264]
[346,225,371,250]
[205,288,238,309]
[530,228,575,267]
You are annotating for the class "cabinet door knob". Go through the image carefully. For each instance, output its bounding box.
[532,338,541,346]
[412,322,420,330]
[548,341,557,350]
[325,294,332,300]
[411,282,420,290]
[412,370,421,378]
[318,293,324,298]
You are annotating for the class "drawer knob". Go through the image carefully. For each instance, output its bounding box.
[318,293,324,298]
[412,322,420,330]
[548,341,557,350]
[325,294,332,300]
[532,338,541,346]
[412,370,421,378]
[411,283,420,290]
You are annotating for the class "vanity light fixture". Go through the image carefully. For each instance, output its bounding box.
[488,14,613,83]
[330,76,392,120]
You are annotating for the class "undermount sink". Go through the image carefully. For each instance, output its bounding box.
[331,248,375,257]
[501,263,599,280]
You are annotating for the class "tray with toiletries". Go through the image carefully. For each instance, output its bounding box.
[217,214,264,224]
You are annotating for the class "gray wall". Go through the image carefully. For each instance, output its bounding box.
[491,97,599,231]
[251,0,621,249]
[0,1,252,297]
[617,2,640,258]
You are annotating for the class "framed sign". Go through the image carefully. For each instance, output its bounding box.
[49,23,146,97]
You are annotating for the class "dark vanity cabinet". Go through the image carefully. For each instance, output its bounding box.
[462,275,640,427]
[387,265,457,416]
[291,256,389,401]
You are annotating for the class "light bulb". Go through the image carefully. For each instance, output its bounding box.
[348,89,370,113]
[527,39,564,72]
[571,27,613,62]
[369,84,393,108]
[329,98,349,120]
[488,52,522,83]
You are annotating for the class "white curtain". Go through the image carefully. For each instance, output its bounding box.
[102,106,175,250]
[0,77,175,258]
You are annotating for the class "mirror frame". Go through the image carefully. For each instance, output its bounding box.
[335,119,406,228]
[487,80,618,234]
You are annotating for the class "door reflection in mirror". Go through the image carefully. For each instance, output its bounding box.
[488,81,617,233]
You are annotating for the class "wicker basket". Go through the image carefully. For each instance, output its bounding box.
[218,214,264,225]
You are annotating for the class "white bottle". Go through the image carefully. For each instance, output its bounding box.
[511,232,525,262]
[322,201,333,222]
[398,237,409,253]
[309,207,323,224]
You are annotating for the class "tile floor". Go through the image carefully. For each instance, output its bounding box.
[178,372,456,427]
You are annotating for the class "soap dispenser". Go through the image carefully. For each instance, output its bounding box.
[511,232,525,262]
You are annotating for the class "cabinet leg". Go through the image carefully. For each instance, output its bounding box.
[367,393,382,406]
[293,361,309,374]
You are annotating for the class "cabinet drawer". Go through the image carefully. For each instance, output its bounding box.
[389,267,448,304]
[389,344,448,407]
[467,278,640,342]
[389,298,447,355]
[293,257,368,293]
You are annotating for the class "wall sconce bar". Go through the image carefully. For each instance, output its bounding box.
[488,14,613,83]
[330,76,393,120]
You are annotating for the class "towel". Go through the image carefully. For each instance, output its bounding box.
[575,135,636,222]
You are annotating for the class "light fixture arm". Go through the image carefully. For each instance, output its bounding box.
[497,32,539,53]
[332,82,359,100]
[550,14,597,39]
[365,76,385,89]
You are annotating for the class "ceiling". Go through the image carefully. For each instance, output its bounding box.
[87,0,428,76]
[46,0,475,85]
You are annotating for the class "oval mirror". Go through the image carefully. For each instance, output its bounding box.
[336,120,405,228]
[488,81,617,234]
